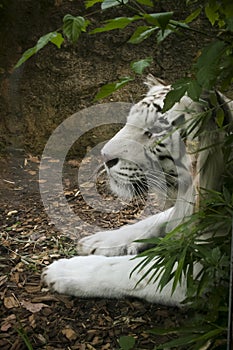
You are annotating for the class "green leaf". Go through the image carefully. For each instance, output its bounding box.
[186,80,202,101]
[184,8,202,24]
[158,257,176,291]
[101,0,128,10]
[211,247,221,264]
[216,107,225,128]
[157,334,199,348]
[144,12,173,30]
[136,0,153,7]
[226,17,233,32]
[156,28,174,44]
[128,26,157,44]
[162,86,187,112]
[85,0,102,8]
[63,15,89,44]
[118,335,136,350]
[14,47,37,69]
[169,19,190,30]
[205,3,219,26]
[172,248,186,294]
[90,16,140,34]
[14,31,63,69]
[196,41,226,89]
[94,76,133,100]
[50,32,64,48]
[156,327,224,349]
[130,57,152,74]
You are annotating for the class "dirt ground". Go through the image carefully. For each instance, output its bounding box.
[0,1,214,349]
[0,151,188,350]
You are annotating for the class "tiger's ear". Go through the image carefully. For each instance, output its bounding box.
[145,74,167,88]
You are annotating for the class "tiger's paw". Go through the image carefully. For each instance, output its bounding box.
[77,230,142,256]
[41,256,103,296]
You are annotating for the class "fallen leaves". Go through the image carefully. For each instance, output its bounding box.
[0,153,178,349]
[1,314,16,332]
[20,300,49,313]
[62,327,78,341]
[4,296,20,309]
[3,295,49,313]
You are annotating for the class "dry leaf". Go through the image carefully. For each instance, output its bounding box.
[36,333,47,344]
[37,179,47,183]
[67,159,79,166]
[10,272,20,284]
[25,285,41,293]
[62,327,78,341]
[21,300,49,313]
[12,262,24,272]
[27,170,37,176]
[28,155,40,163]
[1,314,16,331]
[7,210,18,216]
[29,314,36,328]
[48,159,60,163]
[4,296,19,309]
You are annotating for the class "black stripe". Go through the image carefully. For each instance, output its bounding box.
[158,155,174,162]
[153,103,162,112]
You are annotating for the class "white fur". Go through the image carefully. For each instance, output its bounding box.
[42,77,229,305]
[77,208,173,256]
[42,255,186,306]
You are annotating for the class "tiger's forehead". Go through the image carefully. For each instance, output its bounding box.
[127,92,168,129]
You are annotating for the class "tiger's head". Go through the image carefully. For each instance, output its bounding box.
[101,76,197,201]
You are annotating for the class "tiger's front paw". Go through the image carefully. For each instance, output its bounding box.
[77,230,143,256]
[42,259,72,295]
[41,257,97,296]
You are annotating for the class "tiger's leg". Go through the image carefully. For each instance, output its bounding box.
[77,207,174,256]
[42,254,186,306]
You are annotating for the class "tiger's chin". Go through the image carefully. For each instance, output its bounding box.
[109,178,148,201]
[109,178,135,200]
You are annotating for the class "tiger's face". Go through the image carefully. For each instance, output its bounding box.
[101,80,189,200]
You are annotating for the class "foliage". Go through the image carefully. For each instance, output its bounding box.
[13,0,233,348]
[14,0,233,107]
[14,32,64,69]
[14,14,89,69]
[118,335,136,350]
[17,326,34,350]
[134,187,232,349]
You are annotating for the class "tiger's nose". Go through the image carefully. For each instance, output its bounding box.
[105,158,119,169]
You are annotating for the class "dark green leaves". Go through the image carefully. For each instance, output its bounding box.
[101,0,128,10]
[15,32,64,69]
[94,57,152,101]
[184,7,202,24]
[90,16,140,34]
[94,76,133,101]
[195,40,227,89]
[85,0,102,8]
[144,12,173,30]
[118,336,136,350]
[15,15,89,69]
[128,26,157,44]
[63,15,89,43]
[163,78,202,112]
[136,0,153,7]
[130,57,153,74]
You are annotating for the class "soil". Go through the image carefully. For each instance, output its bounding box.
[0,1,213,349]
[0,151,188,350]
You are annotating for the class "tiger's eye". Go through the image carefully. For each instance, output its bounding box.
[144,131,152,138]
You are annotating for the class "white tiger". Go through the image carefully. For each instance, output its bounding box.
[42,76,232,306]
